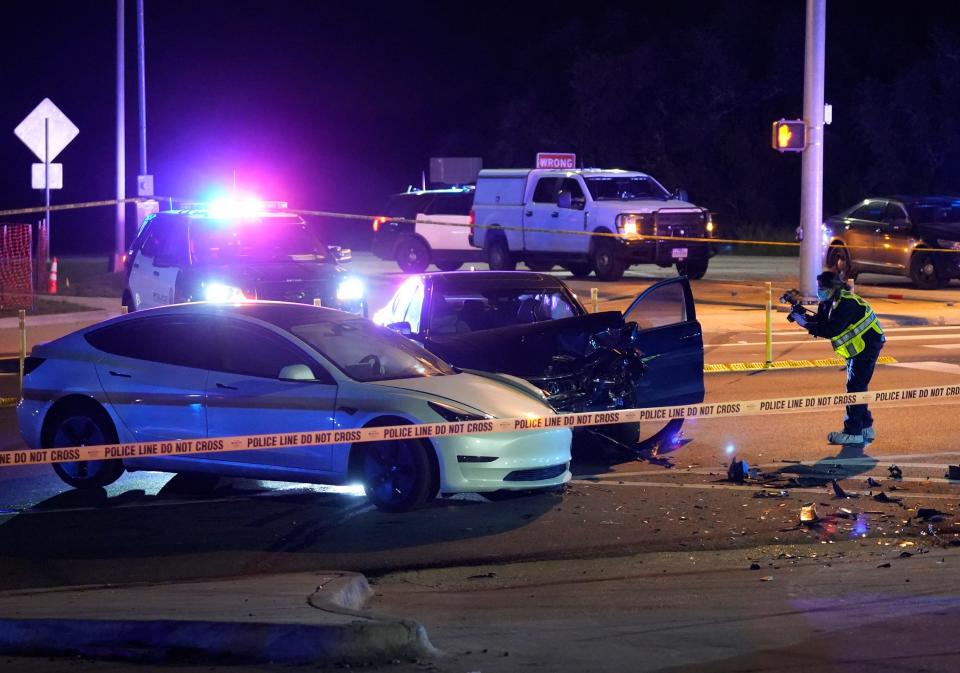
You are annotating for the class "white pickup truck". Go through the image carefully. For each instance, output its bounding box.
[470,168,715,281]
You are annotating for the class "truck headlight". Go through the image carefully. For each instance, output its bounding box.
[616,214,641,236]
[203,283,251,302]
[937,239,960,250]
[336,277,365,301]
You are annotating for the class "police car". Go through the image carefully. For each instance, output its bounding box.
[371,186,483,273]
[123,200,366,315]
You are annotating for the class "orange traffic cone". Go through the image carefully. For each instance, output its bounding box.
[47,257,58,294]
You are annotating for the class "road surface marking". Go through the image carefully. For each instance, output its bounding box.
[765,325,960,336]
[709,333,960,347]
[888,361,960,374]
[705,356,897,372]
[924,344,960,350]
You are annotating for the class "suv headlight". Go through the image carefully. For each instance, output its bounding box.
[616,213,649,237]
[937,239,960,250]
[336,277,365,301]
[203,282,252,302]
[428,400,489,422]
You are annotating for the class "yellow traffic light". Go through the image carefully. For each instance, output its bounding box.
[771,119,806,152]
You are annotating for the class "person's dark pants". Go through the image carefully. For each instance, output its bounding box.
[843,338,884,435]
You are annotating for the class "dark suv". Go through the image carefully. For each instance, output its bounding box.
[123,202,365,314]
[823,196,960,289]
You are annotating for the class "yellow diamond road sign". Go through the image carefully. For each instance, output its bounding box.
[14,98,79,162]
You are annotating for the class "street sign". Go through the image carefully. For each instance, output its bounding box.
[31,163,63,190]
[536,152,577,169]
[137,174,154,197]
[14,98,79,162]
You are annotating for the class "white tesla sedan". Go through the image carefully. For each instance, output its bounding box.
[17,302,571,511]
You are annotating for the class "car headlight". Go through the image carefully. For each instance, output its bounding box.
[336,277,365,302]
[203,282,251,302]
[617,214,640,236]
[428,400,488,422]
[937,239,960,250]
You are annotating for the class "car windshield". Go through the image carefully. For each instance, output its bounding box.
[290,317,454,382]
[190,217,330,264]
[429,289,578,335]
[585,176,670,201]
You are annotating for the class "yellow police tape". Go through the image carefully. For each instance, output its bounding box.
[3,196,959,255]
[1,383,958,468]
[704,355,898,373]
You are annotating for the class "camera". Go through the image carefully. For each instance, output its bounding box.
[779,288,811,324]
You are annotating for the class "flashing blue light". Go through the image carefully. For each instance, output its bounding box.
[725,444,735,455]
[336,277,365,302]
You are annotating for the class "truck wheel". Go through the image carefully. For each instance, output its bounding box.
[396,238,430,274]
[486,236,516,271]
[526,261,555,272]
[910,251,946,289]
[591,240,626,282]
[435,261,463,272]
[564,263,592,278]
[676,257,709,280]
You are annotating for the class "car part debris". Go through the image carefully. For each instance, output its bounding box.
[749,562,761,570]
[867,477,882,488]
[831,480,849,499]
[917,507,949,521]
[947,465,960,480]
[754,489,789,498]
[889,465,903,480]
[728,459,749,483]
[877,562,891,568]
[800,503,819,524]
[874,492,902,504]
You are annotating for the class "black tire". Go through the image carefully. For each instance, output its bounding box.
[910,251,946,290]
[48,404,124,489]
[435,260,463,272]
[675,257,709,280]
[565,263,593,278]
[826,245,857,282]
[395,238,430,274]
[525,261,555,272]
[591,238,626,282]
[486,236,516,271]
[361,439,434,512]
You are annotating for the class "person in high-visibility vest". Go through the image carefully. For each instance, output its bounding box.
[788,271,885,445]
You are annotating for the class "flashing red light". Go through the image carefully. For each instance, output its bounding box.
[373,216,387,232]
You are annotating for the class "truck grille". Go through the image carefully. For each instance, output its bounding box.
[654,209,706,237]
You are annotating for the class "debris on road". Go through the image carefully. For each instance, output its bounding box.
[728,459,749,483]
[754,489,789,498]
[874,492,902,504]
[749,562,761,570]
[877,562,892,568]
[800,503,819,524]
[917,508,949,522]
[947,465,960,481]
[831,480,851,499]
[867,477,882,488]
[889,465,904,480]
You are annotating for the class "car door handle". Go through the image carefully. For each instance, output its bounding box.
[551,211,560,218]
[215,382,238,390]
[109,370,132,378]
[525,211,533,217]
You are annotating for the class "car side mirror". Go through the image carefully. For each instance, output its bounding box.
[673,188,689,202]
[328,246,352,262]
[386,321,412,335]
[278,364,317,381]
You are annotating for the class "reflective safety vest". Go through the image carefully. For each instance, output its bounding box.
[830,290,883,359]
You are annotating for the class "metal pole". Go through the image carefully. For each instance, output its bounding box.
[137,0,147,176]
[799,0,826,300]
[765,282,773,366]
[18,310,26,398]
[113,0,126,273]
[44,117,50,264]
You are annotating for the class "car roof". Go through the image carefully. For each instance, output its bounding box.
[478,168,650,180]
[101,301,354,330]
[423,271,568,291]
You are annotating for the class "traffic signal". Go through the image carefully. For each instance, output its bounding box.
[771,119,807,152]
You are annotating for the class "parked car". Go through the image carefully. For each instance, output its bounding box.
[822,196,960,289]
[17,302,571,512]
[123,200,365,315]
[470,169,715,281]
[375,271,705,452]
[371,186,482,273]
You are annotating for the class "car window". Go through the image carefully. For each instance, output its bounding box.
[188,217,328,265]
[849,201,885,222]
[560,178,584,201]
[584,176,670,201]
[532,178,563,204]
[290,317,454,382]
[157,219,188,264]
[139,224,163,258]
[403,283,424,333]
[882,203,909,224]
[85,317,216,369]
[382,194,428,219]
[623,280,688,330]
[213,321,329,381]
[428,289,578,334]
[424,192,474,215]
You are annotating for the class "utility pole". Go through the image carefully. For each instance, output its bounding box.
[137,0,147,178]
[799,0,826,299]
[113,0,126,272]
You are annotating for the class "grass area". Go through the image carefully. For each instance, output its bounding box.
[54,257,124,298]
[0,296,100,318]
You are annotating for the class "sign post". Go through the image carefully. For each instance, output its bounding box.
[14,98,79,250]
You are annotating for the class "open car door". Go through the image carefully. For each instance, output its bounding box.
[623,276,704,409]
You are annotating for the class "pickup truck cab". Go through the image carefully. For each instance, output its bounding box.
[471,169,714,281]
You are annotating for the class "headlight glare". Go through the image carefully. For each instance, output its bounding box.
[203,282,250,302]
[336,277,365,301]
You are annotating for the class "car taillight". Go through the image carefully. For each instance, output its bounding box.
[373,216,387,232]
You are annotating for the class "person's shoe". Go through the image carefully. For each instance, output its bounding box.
[828,431,864,445]
[863,426,876,443]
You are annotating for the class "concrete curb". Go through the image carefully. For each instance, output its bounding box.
[0,572,436,665]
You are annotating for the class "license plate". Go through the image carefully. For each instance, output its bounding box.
[671,247,688,259]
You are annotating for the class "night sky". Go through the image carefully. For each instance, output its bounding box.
[2,1,960,253]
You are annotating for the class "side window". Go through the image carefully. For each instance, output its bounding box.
[882,203,908,224]
[403,283,424,333]
[623,280,688,330]
[559,178,584,200]
[214,321,328,381]
[850,201,885,222]
[158,220,188,264]
[139,223,162,258]
[85,317,216,369]
[532,178,563,204]
[425,193,474,215]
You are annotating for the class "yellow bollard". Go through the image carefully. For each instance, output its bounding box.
[313,298,322,307]
[18,309,26,397]
[590,287,599,313]
[120,305,128,315]
[765,282,773,367]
